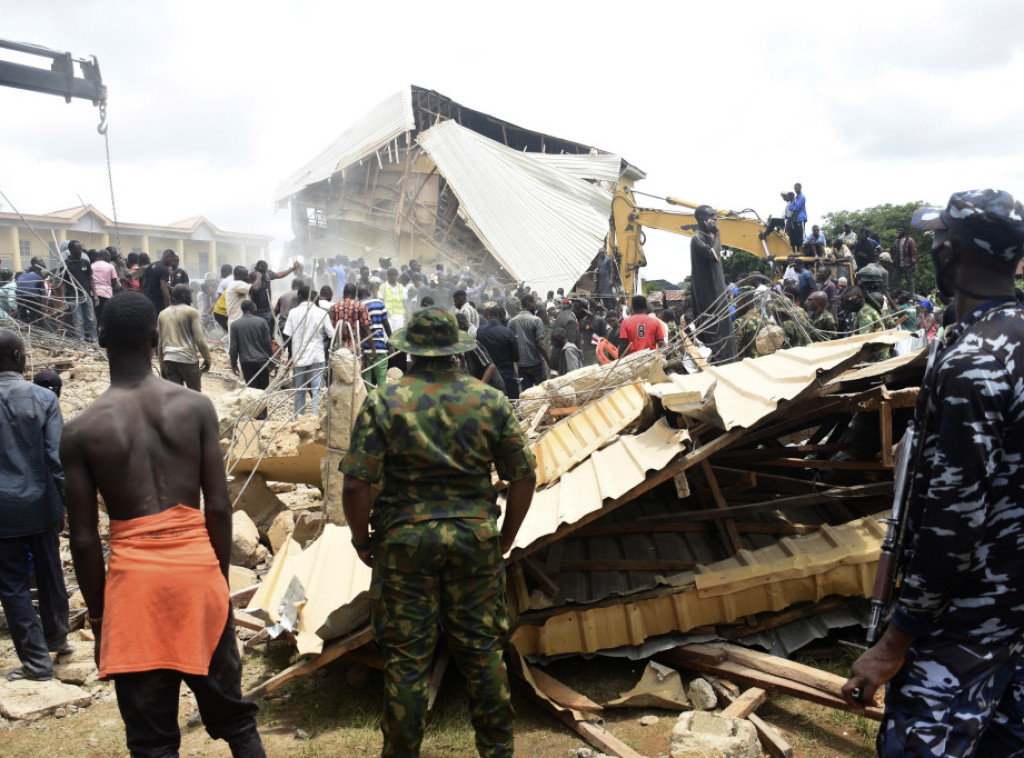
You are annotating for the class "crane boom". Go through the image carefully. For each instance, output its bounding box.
[0,38,107,129]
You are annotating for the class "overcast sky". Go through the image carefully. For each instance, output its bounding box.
[3,0,1023,284]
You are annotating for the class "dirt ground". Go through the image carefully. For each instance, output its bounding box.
[0,635,877,757]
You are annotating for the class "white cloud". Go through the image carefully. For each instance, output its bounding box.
[1,0,1022,287]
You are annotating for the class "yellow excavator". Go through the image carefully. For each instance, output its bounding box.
[606,186,794,295]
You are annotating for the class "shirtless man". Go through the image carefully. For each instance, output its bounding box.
[61,292,264,758]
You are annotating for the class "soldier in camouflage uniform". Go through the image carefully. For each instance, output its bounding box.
[839,286,885,335]
[805,291,837,339]
[844,190,1024,757]
[341,307,537,758]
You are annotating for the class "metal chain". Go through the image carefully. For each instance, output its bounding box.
[102,118,123,255]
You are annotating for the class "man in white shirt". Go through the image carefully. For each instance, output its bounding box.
[214,264,234,298]
[283,284,335,418]
[453,289,479,337]
[223,266,253,338]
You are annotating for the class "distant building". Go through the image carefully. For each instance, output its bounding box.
[276,85,644,292]
[0,204,272,279]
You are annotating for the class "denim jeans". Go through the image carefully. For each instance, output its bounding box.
[293,361,325,418]
[71,298,98,342]
[0,526,70,676]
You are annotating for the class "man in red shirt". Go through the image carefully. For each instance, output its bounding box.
[617,295,667,355]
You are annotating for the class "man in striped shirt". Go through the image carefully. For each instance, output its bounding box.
[359,285,391,388]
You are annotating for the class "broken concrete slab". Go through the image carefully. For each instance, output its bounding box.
[292,511,327,548]
[54,660,96,686]
[0,679,93,721]
[268,510,296,554]
[229,565,257,593]
[228,471,288,538]
[231,511,261,568]
[670,710,759,758]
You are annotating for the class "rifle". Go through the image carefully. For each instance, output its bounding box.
[865,337,942,645]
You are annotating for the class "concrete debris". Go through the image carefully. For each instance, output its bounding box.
[639,715,660,726]
[268,510,296,553]
[214,388,267,435]
[228,566,258,593]
[319,348,367,521]
[686,678,718,711]
[670,710,759,758]
[0,679,93,721]
[230,510,262,568]
[228,471,288,540]
[291,510,327,549]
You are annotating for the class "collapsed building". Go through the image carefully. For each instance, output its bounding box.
[275,85,645,292]
[223,327,919,755]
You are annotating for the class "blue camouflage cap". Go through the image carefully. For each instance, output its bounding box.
[912,189,1024,262]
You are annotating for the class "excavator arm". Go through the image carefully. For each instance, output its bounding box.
[0,38,107,131]
[607,186,791,295]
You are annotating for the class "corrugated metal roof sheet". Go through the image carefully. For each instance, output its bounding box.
[275,87,415,202]
[417,120,612,292]
[504,419,691,552]
[246,524,372,655]
[509,513,886,657]
[531,383,648,487]
[527,152,625,183]
[647,330,905,431]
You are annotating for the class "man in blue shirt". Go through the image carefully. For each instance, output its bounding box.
[787,183,807,249]
[794,260,818,306]
[802,224,827,258]
[15,257,48,324]
[0,331,71,680]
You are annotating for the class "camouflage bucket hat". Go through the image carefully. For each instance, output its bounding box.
[388,306,476,357]
[912,189,1024,262]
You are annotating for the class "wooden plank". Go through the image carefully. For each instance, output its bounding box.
[507,562,530,619]
[548,406,581,418]
[426,646,450,711]
[637,481,892,524]
[749,458,892,470]
[234,609,265,632]
[749,711,795,758]
[573,720,645,758]
[880,400,894,468]
[544,539,564,575]
[658,650,883,721]
[559,559,697,573]
[720,687,767,719]
[527,665,603,713]
[522,557,560,597]
[713,643,858,702]
[699,458,743,556]
[245,628,270,649]
[231,584,260,609]
[243,626,374,700]
[710,466,832,495]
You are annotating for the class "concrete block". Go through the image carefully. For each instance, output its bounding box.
[0,679,92,721]
[670,710,760,758]
[231,511,261,568]
[268,510,296,554]
[228,565,257,593]
[687,677,717,711]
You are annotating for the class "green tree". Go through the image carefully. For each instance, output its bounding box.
[721,249,770,282]
[821,202,936,294]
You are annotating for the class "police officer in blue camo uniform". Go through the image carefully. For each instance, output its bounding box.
[843,190,1024,757]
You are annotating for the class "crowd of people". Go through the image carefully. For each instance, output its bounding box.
[5,188,1024,757]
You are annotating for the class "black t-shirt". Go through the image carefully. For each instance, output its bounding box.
[171,268,189,287]
[251,272,274,313]
[143,262,171,312]
[62,258,93,303]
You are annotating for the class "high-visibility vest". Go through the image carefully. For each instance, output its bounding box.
[382,282,407,317]
[214,290,228,316]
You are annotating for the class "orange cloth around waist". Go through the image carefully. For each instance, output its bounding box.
[100,504,229,679]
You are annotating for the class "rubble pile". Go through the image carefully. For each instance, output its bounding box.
[233,331,914,754]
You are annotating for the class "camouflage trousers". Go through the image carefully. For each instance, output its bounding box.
[370,517,513,758]
[878,632,1024,757]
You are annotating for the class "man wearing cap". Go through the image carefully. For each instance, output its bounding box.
[690,205,739,363]
[844,189,1024,756]
[341,306,536,757]
[893,226,918,296]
